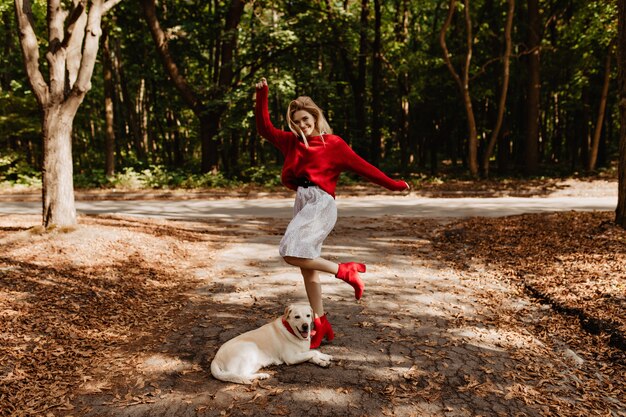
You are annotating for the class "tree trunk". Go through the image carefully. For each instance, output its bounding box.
[399,92,410,171]
[208,0,245,172]
[551,93,562,163]
[142,0,244,173]
[2,10,12,91]
[580,87,591,169]
[616,0,626,227]
[15,0,120,227]
[41,107,76,227]
[524,0,541,175]
[169,111,184,167]
[218,0,245,90]
[588,49,612,172]
[112,36,145,161]
[369,0,382,166]
[102,26,116,177]
[141,0,209,167]
[481,0,514,178]
[355,0,369,155]
[322,0,368,152]
[394,0,410,172]
[439,0,479,177]
[200,113,221,173]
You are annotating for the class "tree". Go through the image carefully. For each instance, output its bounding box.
[102,24,116,177]
[3,0,620,185]
[524,0,541,175]
[481,0,514,178]
[321,0,370,156]
[140,0,245,173]
[617,0,626,227]
[369,0,382,166]
[440,0,479,176]
[587,46,613,172]
[14,0,122,227]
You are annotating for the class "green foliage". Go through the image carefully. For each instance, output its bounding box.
[0,90,40,144]
[3,0,621,188]
[0,152,41,187]
[239,165,282,187]
[73,165,238,190]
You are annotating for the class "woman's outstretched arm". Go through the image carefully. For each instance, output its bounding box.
[338,139,409,191]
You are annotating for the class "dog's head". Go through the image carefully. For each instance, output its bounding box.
[283,303,313,340]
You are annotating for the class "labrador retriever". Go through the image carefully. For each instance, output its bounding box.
[210,303,332,384]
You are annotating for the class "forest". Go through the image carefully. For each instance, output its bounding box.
[0,0,624,224]
[2,2,626,415]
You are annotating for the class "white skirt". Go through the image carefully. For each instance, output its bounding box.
[279,186,337,259]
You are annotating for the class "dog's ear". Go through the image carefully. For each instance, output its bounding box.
[283,305,292,319]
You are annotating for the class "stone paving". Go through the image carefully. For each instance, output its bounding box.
[75,216,626,417]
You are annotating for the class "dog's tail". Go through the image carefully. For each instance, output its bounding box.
[210,360,253,385]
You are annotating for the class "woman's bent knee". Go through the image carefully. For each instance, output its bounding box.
[283,256,303,266]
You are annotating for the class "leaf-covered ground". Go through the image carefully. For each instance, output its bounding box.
[0,179,624,416]
[0,215,219,417]
[433,211,626,351]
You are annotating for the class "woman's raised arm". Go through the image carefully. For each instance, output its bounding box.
[255,78,293,154]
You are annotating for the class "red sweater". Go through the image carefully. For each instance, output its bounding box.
[255,85,407,198]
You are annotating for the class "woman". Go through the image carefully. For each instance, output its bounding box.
[255,77,409,348]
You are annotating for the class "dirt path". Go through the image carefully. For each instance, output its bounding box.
[0,195,617,219]
[73,216,625,417]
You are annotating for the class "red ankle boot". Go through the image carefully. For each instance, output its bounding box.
[336,262,366,300]
[310,314,334,349]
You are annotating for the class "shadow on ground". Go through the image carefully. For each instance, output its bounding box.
[69,216,624,417]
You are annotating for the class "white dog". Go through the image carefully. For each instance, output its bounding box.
[210,303,333,384]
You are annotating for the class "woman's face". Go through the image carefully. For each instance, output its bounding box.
[292,110,319,137]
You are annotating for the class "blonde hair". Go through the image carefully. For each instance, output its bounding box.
[286,96,333,148]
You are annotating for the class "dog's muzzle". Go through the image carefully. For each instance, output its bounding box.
[299,323,310,339]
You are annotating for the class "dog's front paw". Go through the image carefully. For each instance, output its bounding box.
[318,353,333,362]
[253,372,271,380]
[311,352,333,367]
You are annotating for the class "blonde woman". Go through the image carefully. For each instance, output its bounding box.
[255,77,409,348]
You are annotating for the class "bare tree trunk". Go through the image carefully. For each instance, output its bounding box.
[102,26,116,177]
[588,49,612,172]
[137,78,149,154]
[481,0,514,178]
[141,0,207,165]
[41,107,76,226]
[551,93,562,163]
[394,0,410,172]
[112,36,145,161]
[369,0,382,166]
[616,0,626,227]
[15,0,122,227]
[211,0,245,171]
[356,0,369,155]
[525,0,541,175]
[322,0,369,152]
[141,0,244,173]
[2,10,12,91]
[439,0,479,177]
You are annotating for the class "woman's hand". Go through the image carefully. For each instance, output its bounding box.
[255,77,267,89]
[403,181,410,191]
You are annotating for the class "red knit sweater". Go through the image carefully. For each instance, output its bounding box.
[255,85,407,198]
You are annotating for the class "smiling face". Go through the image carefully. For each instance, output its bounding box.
[284,304,313,340]
[291,110,320,138]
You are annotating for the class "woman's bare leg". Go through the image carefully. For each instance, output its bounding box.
[301,268,324,317]
[283,256,339,275]
[285,255,366,300]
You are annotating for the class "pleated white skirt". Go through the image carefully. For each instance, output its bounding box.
[279,186,337,259]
